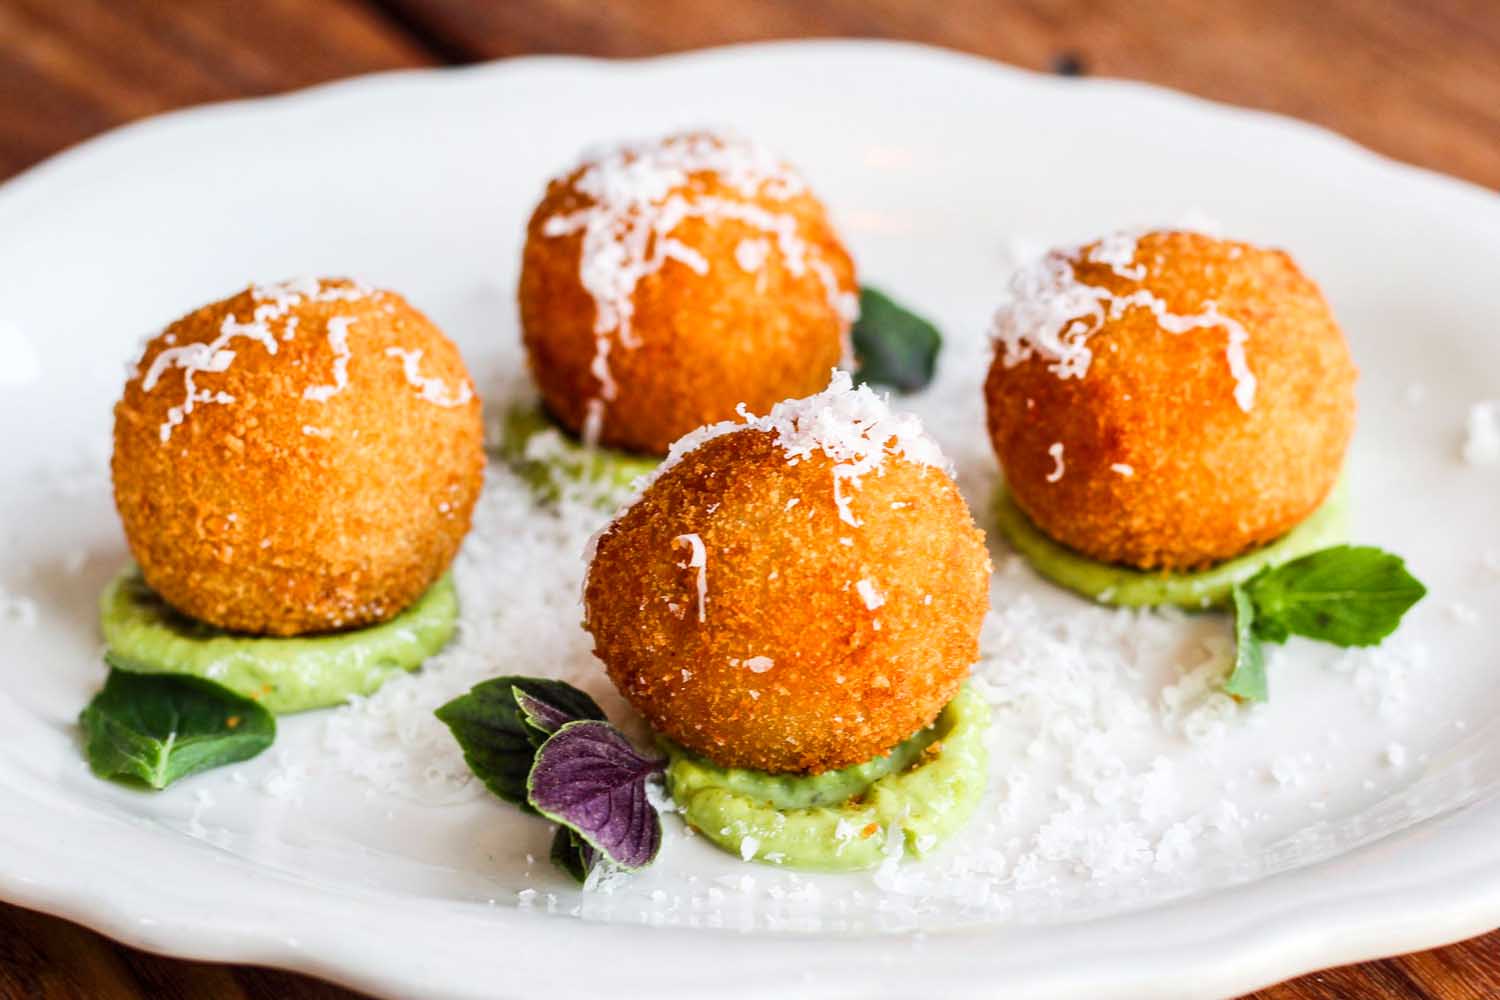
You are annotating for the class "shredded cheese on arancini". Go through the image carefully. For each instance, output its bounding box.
[990,229,1258,413]
[636,370,949,528]
[384,347,474,408]
[673,532,708,623]
[141,278,371,441]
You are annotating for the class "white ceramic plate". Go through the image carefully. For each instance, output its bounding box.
[2,40,1499,1000]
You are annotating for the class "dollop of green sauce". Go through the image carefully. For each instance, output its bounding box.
[99,569,458,714]
[497,404,659,508]
[992,479,1350,609]
[664,686,990,872]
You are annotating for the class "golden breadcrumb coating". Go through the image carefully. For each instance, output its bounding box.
[112,279,484,636]
[584,430,991,774]
[985,231,1356,570]
[519,136,856,455]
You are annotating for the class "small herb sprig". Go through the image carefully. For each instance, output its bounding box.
[436,677,665,882]
[851,286,942,393]
[1223,545,1427,702]
[80,660,276,789]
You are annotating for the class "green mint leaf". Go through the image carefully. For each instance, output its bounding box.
[80,664,274,790]
[1223,585,1268,702]
[435,677,609,816]
[550,826,598,884]
[1246,545,1427,647]
[851,286,942,392]
[435,677,544,812]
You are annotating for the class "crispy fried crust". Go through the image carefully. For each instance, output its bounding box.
[985,231,1356,570]
[112,280,484,636]
[519,160,856,455]
[584,430,991,774]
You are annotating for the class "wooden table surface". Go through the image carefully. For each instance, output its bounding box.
[1,2,1498,997]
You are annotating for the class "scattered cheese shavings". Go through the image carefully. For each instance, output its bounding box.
[673,533,708,623]
[990,229,1257,412]
[1462,400,1500,465]
[260,753,308,801]
[622,370,948,534]
[139,277,376,441]
[1046,442,1065,483]
[1448,602,1479,626]
[0,587,38,627]
[0,320,42,386]
[744,656,774,673]
[384,347,474,407]
[855,578,885,611]
[303,315,355,402]
[735,237,771,272]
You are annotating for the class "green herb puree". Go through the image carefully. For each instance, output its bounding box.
[498,404,659,507]
[992,479,1350,609]
[664,686,989,872]
[99,568,458,714]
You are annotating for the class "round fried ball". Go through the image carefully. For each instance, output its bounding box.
[519,133,857,455]
[113,278,484,636]
[584,429,991,775]
[985,230,1356,571]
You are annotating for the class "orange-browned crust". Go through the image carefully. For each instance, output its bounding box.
[519,140,856,455]
[985,231,1356,570]
[112,279,484,636]
[584,429,991,774]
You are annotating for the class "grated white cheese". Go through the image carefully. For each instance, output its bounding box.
[734,237,771,272]
[0,320,42,387]
[1110,463,1134,477]
[990,229,1257,412]
[1448,602,1479,626]
[1461,400,1500,465]
[855,578,885,611]
[140,277,375,442]
[673,533,708,623]
[0,586,38,628]
[625,370,948,531]
[260,753,308,801]
[744,655,775,673]
[1045,442,1065,483]
[384,347,474,408]
[303,315,355,402]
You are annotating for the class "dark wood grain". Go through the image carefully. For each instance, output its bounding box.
[379,0,1500,191]
[1,2,1498,998]
[0,0,435,179]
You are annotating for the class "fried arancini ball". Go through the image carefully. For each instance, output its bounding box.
[985,230,1356,571]
[584,375,991,774]
[112,278,484,636]
[519,132,858,455]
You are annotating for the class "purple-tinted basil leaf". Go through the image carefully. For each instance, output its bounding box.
[526,720,666,871]
[512,679,605,744]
